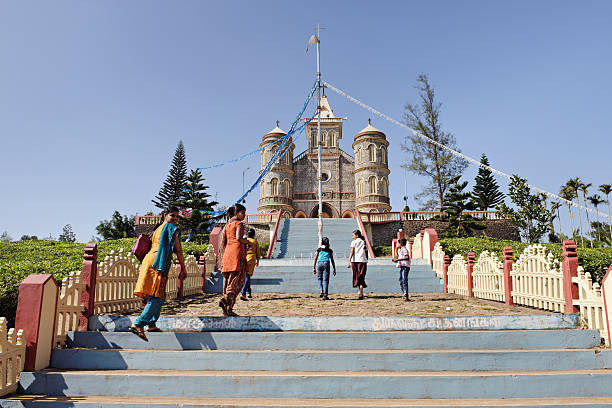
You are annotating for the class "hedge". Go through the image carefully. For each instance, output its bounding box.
[0,239,208,326]
[438,237,612,285]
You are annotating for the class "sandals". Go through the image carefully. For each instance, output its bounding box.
[129,325,149,342]
[146,326,163,332]
[218,299,229,317]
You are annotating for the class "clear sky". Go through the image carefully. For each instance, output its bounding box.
[1,1,611,242]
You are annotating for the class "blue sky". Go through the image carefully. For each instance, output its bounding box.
[1,1,611,242]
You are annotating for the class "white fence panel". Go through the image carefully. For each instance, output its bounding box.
[472,251,505,302]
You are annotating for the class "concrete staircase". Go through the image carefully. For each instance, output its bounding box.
[10,315,612,407]
[206,218,443,294]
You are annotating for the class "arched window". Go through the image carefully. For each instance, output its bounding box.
[271,178,279,196]
[368,144,376,162]
[283,179,291,197]
[380,177,388,196]
[369,176,377,194]
[356,147,362,163]
[358,179,364,196]
[329,130,336,147]
[380,146,387,165]
[311,131,317,149]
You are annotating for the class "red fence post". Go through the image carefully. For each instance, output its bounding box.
[443,255,451,293]
[198,255,206,295]
[409,238,414,258]
[15,274,59,371]
[78,243,98,332]
[419,230,425,258]
[503,246,514,306]
[601,265,612,347]
[467,252,475,297]
[562,240,579,314]
[176,260,184,298]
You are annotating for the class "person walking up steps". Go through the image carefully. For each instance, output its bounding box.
[313,237,336,300]
[219,204,251,316]
[347,230,368,300]
[393,238,411,301]
[131,206,186,341]
[240,228,260,301]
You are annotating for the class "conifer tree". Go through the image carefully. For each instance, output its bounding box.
[472,154,505,211]
[153,141,188,210]
[440,175,486,237]
[178,169,218,233]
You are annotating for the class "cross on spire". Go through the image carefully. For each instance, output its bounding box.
[276,120,280,127]
[368,118,371,125]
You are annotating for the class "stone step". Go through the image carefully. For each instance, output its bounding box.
[18,369,612,399]
[50,348,612,372]
[7,396,612,407]
[65,329,600,351]
[88,314,581,333]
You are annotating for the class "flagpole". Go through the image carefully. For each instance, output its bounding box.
[315,26,323,246]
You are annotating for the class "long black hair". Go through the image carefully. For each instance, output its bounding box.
[319,236,332,253]
[353,229,365,242]
[234,203,246,213]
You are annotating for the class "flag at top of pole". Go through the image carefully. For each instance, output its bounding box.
[306,34,319,53]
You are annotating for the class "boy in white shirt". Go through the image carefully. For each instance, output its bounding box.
[393,238,411,301]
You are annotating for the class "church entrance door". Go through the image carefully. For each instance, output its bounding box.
[309,203,336,218]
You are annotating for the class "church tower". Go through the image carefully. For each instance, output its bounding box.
[257,122,295,216]
[352,120,391,213]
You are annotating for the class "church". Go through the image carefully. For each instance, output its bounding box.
[257,94,391,218]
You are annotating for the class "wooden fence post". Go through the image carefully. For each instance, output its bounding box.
[15,274,58,371]
[443,255,451,293]
[198,255,207,295]
[467,252,475,297]
[503,246,514,306]
[78,243,98,331]
[562,240,579,313]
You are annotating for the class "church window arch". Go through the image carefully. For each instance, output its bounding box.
[357,179,365,196]
[368,144,376,162]
[369,176,377,195]
[380,146,387,165]
[283,179,291,197]
[380,177,389,196]
[329,130,337,147]
[311,131,317,149]
[270,178,279,196]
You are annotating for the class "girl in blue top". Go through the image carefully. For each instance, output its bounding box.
[313,237,336,300]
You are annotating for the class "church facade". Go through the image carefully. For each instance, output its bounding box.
[257,95,391,218]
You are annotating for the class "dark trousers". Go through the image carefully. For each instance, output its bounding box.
[399,266,410,297]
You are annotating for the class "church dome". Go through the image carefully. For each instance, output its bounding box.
[262,121,287,142]
[354,120,386,141]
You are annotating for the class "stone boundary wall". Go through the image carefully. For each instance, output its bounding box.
[369,219,519,247]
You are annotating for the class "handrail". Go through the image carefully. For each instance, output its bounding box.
[354,209,376,259]
[266,210,283,259]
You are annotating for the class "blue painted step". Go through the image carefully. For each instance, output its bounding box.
[64,329,602,350]
[18,370,612,399]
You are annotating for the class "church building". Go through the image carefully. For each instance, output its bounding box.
[258,94,391,218]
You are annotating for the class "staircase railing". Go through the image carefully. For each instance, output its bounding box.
[354,209,376,259]
[266,210,283,259]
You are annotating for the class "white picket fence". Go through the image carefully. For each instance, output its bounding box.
[55,272,87,347]
[0,317,25,397]
[431,241,609,343]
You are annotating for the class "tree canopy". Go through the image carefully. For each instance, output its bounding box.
[472,154,504,211]
[153,141,188,210]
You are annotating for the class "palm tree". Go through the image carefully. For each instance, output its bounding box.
[566,178,583,248]
[550,201,562,240]
[579,182,592,247]
[588,194,604,243]
[560,184,576,241]
[600,184,612,242]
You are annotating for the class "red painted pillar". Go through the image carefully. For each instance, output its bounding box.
[198,255,207,295]
[15,274,59,371]
[176,260,184,298]
[562,240,579,314]
[467,252,475,297]
[443,255,451,293]
[397,229,405,240]
[503,246,514,306]
[409,238,414,257]
[78,243,98,332]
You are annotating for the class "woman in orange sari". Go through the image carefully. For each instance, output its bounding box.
[130,206,186,340]
[219,203,251,316]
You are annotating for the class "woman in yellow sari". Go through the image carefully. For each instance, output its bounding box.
[130,206,186,341]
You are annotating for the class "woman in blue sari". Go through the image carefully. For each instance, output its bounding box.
[131,206,186,341]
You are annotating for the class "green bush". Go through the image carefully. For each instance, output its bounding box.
[259,242,270,257]
[438,236,612,284]
[374,245,393,257]
[0,239,208,326]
